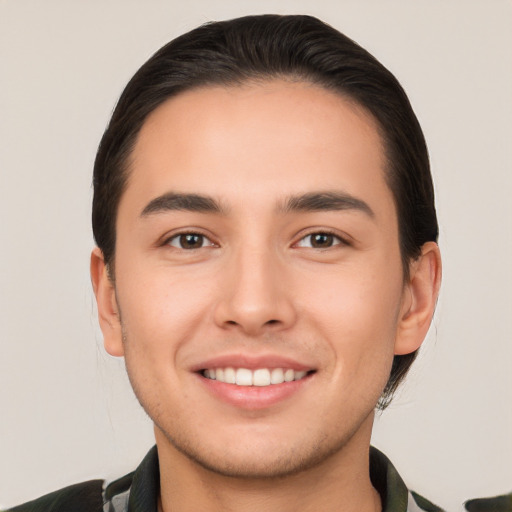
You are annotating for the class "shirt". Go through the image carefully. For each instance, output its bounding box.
[5,446,444,512]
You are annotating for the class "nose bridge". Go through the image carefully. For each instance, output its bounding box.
[238,243,277,301]
[215,240,295,334]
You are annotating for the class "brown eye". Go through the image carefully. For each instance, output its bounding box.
[168,233,213,249]
[296,232,342,249]
[310,233,334,248]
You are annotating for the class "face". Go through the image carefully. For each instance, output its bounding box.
[95,81,423,478]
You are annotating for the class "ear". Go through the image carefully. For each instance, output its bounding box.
[90,247,124,357]
[394,241,442,355]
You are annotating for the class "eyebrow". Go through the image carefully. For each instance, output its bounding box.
[140,192,226,217]
[280,191,374,217]
[140,190,374,218]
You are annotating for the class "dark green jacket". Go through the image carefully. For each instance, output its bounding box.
[4,446,443,512]
[465,491,512,512]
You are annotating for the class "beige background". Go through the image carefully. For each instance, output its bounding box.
[1,1,511,510]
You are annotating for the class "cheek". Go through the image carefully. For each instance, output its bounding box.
[301,265,403,369]
[304,262,402,323]
[115,263,217,355]
[116,267,219,410]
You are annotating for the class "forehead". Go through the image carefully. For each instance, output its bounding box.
[121,80,393,221]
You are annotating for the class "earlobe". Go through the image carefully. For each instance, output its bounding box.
[90,247,125,357]
[394,241,442,355]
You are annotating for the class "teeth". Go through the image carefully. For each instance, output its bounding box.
[270,368,284,384]
[236,368,253,386]
[284,369,294,382]
[224,367,236,384]
[202,367,310,386]
[253,369,270,386]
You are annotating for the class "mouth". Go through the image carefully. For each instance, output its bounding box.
[193,355,316,409]
[201,367,313,387]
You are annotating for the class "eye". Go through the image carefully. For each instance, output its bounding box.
[296,232,344,249]
[167,233,215,250]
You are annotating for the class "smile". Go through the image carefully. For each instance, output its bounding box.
[202,367,310,386]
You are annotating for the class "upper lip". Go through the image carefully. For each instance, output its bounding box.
[190,354,315,373]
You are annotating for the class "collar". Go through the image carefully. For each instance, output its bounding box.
[104,446,159,512]
[370,446,410,511]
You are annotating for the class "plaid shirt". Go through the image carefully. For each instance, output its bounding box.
[5,446,444,512]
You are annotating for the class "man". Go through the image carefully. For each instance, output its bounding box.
[7,14,442,512]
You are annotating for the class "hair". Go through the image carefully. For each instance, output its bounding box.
[92,14,438,408]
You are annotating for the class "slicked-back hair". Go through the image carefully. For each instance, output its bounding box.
[92,14,438,408]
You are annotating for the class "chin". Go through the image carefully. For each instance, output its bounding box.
[173,443,327,479]
[155,419,359,480]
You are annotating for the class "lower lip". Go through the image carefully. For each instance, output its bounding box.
[198,374,312,410]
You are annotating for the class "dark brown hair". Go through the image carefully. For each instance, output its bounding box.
[92,14,438,408]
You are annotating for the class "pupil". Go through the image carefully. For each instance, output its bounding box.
[312,233,332,248]
[181,234,202,249]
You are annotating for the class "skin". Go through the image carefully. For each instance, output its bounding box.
[91,81,441,512]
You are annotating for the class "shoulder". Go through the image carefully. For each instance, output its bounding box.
[3,480,104,512]
[3,447,156,512]
[370,446,445,512]
[410,491,445,512]
[464,491,512,512]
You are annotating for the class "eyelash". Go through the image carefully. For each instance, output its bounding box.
[165,232,216,250]
[163,230,348,251]
[294,230,348,249]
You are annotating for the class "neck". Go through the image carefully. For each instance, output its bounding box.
[155,415,381,512]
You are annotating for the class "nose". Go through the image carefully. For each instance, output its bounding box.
[213,246,297,336]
